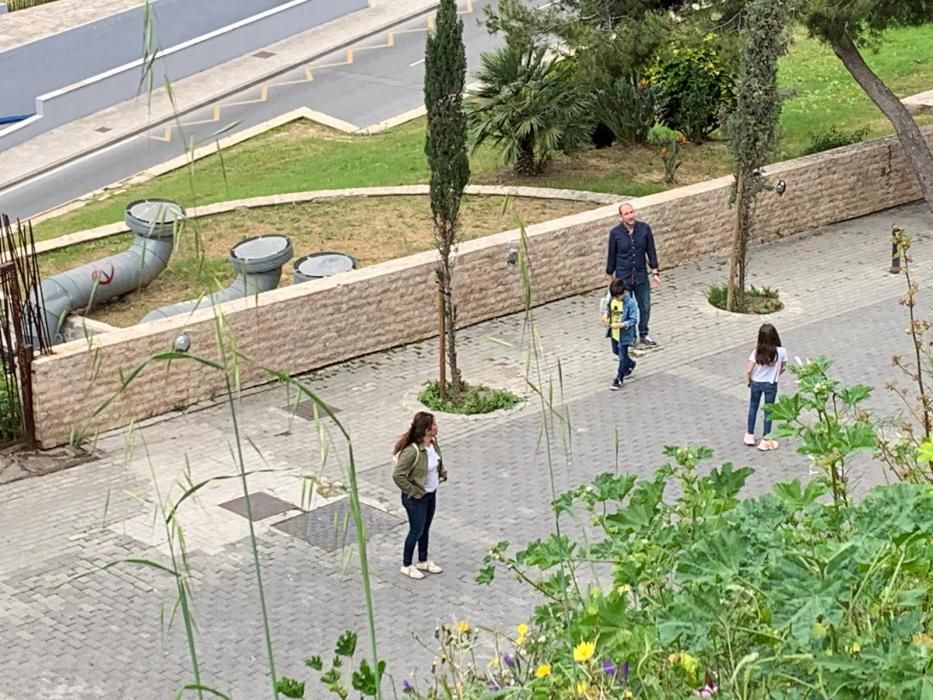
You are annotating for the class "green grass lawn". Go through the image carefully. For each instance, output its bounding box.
[34,23,933,240]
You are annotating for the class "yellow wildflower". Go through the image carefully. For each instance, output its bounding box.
[535,663,551,678]
[456,620,471,635]
[679,653,699,679]
[623,691,634,699]
[573,640,596,663]
[576,680,589,696]
[517,623,530,636]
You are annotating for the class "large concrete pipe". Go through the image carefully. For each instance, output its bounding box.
[293,252,358,283]
[140,234,293,322]
[29,199,183,345]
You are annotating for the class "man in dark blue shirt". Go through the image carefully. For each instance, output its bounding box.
[605,203,660,346]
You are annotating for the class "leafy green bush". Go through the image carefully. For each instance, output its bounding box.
[595,76,660,145]
[476,445,932,699]
[419,380,521,415]
[647,123,684,184]
[650,34,736,143]
[803,125,871,155]
[0,381,20,443]
[708,284,783,314]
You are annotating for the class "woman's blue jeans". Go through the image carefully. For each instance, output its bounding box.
[401,491,436,566]
[747,381,778,436]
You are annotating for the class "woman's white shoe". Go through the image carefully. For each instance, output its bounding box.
[416,560,443,574]
[401,565,425,580]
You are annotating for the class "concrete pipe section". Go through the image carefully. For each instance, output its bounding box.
[29,199,183,345]
[293,252,358,283]
[141,234,293,322]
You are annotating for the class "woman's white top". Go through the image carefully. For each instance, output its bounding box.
[424,444,440,493]
[749,346,787,384]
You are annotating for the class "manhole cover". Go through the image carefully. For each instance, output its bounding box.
[273,499,402,552]
[219,492,298,521]
[253,50,276,59]
[284,401,340,420]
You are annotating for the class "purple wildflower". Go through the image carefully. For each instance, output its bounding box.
[402,678,414,694]
[489,680,501,691]
[621,661,630,682]
[602,658,618,678]
[502,653,515,668]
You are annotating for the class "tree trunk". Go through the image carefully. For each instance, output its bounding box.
[440,263,462,401]
[832,33,933,214]
[726,170,746,312]
[437,287,446,400]
[515,136,536,176]
[436,223,461,402]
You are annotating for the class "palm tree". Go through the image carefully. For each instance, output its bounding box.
[467,44,592,176]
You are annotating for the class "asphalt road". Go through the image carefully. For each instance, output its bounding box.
[0,0,503,221]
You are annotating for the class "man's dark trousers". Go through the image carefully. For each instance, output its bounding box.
[631,281,651,339]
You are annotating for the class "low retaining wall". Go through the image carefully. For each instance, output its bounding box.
[0,0,368,149]
[30,128,932,446]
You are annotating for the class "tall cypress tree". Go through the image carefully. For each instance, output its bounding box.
[725,0,788,311]
[425,0,470,401]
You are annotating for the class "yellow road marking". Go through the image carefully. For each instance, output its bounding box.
[148,1,474,144]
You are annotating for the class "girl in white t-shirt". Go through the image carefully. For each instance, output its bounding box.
[744,323,787,451]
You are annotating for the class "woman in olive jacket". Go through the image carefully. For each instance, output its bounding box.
[392,411,447,580]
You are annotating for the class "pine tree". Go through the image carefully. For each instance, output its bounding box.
[425,0,470,401]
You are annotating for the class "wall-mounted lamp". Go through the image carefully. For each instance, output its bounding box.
[173,333,191,353]
[775,180,787,196]
[506,243,519,266]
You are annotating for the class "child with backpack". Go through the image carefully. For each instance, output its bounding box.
[600,279,639,391]
[744,323,787,451]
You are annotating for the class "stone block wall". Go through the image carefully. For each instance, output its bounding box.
[30,129,932,446]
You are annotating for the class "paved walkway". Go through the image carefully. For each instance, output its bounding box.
[1,201,931,698]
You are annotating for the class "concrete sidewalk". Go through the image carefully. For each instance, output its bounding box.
[0,201,931,697]
[0,0,438,191]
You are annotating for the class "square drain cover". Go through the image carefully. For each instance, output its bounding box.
[219,492,298,521]
[253,50,276,59]
[273,499,402,552]
[285,401,340,420]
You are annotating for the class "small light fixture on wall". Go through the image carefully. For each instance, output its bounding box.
[173,334,191,353]
[775,180,787,196]
[506,243,519,266]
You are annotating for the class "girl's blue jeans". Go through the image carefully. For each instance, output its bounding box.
[747,381,778,435]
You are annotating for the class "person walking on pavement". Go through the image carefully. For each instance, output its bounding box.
[600,279,639,390]
[392,411,446,580]
[744,323,787,452]
[606,202,661,346]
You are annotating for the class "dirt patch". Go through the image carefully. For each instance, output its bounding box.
[39,195,598,327]
[472,139,732,194]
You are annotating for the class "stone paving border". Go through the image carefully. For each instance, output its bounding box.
[31,182,618,255]
[904,88,933,115]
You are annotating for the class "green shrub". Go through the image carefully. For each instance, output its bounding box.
[418,380,521,415]
[475,445,932,699]
[0,381,20,443]
[708,283,783,314]
[650,33,736,143]
[647,123,684,184]
[595,75,660,145]
[803,125,871,155]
